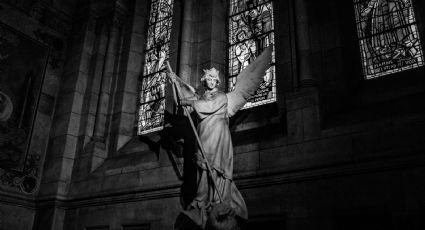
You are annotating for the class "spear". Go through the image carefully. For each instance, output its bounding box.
[166,61,223,203]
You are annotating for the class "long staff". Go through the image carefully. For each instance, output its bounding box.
[166,61,223,203]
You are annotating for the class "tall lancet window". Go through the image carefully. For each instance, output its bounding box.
[228,0,276,109]
[353,0,424,79]
[138,0,174,135]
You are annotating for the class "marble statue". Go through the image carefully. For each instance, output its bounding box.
[169,47,272,229]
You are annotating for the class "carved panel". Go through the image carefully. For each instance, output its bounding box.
[0,22,48,194]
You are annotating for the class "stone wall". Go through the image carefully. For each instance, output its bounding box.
[0,0,73,229]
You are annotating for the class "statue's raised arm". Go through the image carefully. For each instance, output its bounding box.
[165,62,197,101]
[226,46,273,117]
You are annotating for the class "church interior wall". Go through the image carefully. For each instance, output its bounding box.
[0,0,424,229]
[0,0,74,228]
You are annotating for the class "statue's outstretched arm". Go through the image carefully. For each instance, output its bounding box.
[168,72,198,101]
[166,62,198,108]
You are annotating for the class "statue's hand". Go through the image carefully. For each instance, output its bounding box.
[167,72,177,84]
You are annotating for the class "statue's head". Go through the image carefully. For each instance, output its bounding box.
[200,67,220,88]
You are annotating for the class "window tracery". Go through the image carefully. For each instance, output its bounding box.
[138,0,174,135]
[228,0,276,109]
[353,0,424,79]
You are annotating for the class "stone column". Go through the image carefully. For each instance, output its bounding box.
[179,0,195,84]
[286,0,321,142]
[93,10,124,142]
[195,0,227,91]
[83,8,125,170]
[294,0,316,88]
[70,15,109,182]
[107,0,144,152]
[84,19,109,141]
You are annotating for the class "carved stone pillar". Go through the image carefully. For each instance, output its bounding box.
[92,10,124,142]
[286,0,321,142]
[179,0,194,84]
[84,15,109,140]
[294,0,316,88]
[84,8,125,170]
[195,0,227,91]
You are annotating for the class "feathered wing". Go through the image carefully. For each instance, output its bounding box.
[226,46,273,117]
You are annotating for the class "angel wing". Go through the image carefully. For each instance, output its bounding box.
[226,46,273,117]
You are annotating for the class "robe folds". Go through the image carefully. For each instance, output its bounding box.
[181,90,248,227]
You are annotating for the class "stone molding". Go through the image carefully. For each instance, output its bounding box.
[0,191,37,210]
[3,152,423,210]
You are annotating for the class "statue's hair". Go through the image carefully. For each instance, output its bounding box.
[200,67,220,85]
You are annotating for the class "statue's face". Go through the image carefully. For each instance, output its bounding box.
[204,76,218,90]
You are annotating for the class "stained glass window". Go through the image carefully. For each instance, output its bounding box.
[138,0,174,135]
[353,0,424,79]
[228,0,276,109]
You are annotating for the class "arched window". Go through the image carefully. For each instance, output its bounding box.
[228,0,276,109]
[353,0,424,79]
[138,0,174,135]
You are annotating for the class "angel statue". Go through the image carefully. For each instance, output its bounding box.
[169,47,272,230]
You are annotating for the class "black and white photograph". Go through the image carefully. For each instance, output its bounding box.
[0,0,424,229]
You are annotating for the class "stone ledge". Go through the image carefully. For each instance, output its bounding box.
[235,149,425,189]
[0,191,36,209]
[29,151,425,210]
[37,182,182,210]
[92,151,159,177]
